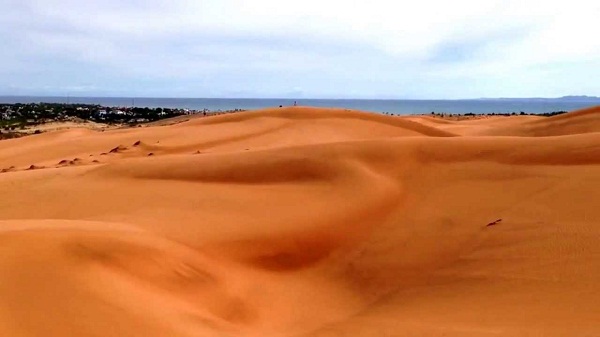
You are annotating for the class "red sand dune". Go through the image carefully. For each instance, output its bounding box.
[0,106,599,337]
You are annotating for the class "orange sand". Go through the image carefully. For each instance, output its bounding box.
[0,106,599,337]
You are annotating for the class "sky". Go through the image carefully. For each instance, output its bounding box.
[1,0,599,99]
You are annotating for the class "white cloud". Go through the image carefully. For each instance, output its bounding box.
[1,0,599,98]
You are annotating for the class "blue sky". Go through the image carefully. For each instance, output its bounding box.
[1,0,599,99]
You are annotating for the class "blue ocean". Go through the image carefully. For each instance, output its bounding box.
[1,96,598,115]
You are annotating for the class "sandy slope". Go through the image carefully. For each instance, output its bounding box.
[0,106,599,337]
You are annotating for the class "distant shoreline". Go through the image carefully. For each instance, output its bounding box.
[0,102,571,141]
[1,97,597,115]
[2,95,598,101]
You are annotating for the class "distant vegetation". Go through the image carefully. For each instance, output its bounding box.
[0,102,190,126]
[427,111,569,118]
[0,103,243,140]
[377,110,570,118]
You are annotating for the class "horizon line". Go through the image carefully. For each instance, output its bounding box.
[1,94,599,101]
